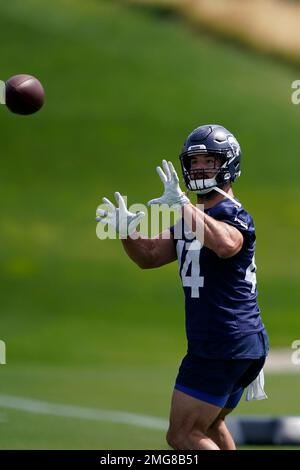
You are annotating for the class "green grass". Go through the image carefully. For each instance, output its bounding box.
[0,365,300,449]
[0,0,299,449]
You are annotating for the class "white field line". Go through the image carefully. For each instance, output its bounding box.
[0,395,168,431]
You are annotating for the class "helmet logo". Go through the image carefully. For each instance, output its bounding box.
[227,136,240,157]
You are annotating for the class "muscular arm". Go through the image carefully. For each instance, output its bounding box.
[121,229,177,269]
[182,202,243,258]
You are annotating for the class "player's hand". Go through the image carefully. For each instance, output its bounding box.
[147,160,190,208]
[96,192,145,237]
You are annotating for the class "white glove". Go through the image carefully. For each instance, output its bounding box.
[147,160,190,208]
[96,192,145,238]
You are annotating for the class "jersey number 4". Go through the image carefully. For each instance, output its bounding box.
[177,240,204,298]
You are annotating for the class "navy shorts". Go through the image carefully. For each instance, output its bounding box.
[175,354,266,409]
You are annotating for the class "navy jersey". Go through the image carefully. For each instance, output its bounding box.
[170,197,267,359]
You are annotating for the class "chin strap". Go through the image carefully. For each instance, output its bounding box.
[213,186,242,208]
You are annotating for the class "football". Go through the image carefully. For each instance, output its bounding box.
[5,74,45,115]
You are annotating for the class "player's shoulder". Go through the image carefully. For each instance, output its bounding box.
[206,197,255,235]
[206,196,251,219]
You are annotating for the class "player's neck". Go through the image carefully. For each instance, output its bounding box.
[196,184,234,210]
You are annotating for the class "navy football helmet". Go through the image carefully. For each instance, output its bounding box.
[179,124,241,194]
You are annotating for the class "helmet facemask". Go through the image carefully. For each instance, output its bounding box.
[180,151,232,195]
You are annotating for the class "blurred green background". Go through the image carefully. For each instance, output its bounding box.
[0,0,299,449]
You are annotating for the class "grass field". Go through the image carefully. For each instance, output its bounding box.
[0,0,300,449]
[0,365,300,449]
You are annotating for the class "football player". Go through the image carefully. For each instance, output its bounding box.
[96,124,269,450]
